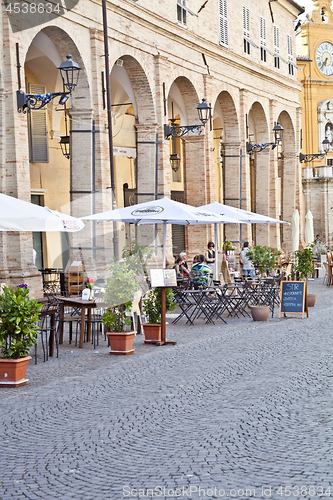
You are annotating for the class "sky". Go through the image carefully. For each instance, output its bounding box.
[300,0,333,14]
[301,0,313,11]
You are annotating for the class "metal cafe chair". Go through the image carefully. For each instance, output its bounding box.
[172,289,196,325]
[55,292,82,346]
[35,301,62,364]
[85,305,106,349]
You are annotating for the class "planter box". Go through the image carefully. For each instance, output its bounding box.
[142,323,161,343]
[106,332,135,355]
[0,356,31,387]
[250,306,270,321]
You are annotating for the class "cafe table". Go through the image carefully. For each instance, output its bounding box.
[56,296,97,348]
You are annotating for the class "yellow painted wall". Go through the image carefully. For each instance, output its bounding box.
[297,6,333,167]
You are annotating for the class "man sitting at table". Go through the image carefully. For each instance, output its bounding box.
[189,255,211,288]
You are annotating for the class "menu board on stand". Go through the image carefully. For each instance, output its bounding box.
[150,269,177,346]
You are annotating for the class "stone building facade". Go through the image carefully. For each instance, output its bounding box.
[297,0,333,249]
[0,0,303,294]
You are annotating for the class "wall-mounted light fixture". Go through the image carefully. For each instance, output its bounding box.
[299,138,330,162]
[17,54,81,113]
[246,122,284,153]
[164,98,211,139]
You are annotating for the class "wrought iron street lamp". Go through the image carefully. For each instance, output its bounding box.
[59,106,70,159]
[17,54,81,113]
[246,122,284,153]
[164,98,212,139]
[170,152,181,172]
[59,135,70,160]
[299,137,330,162]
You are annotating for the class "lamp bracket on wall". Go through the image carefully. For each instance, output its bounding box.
[299,138,330,162]
[17,90,70,113]
[299,152,326,162]
[164,98,211,140]
[17,54,81,113]
[246,122,284,154]
[246,142,277,153]
[164,123,204,139]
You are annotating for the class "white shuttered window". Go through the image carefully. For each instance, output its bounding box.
[287,34,294,75]
[260,17,266,62]
[243,6,250,54]
[273,26,280,69]
[219,0,228,47]
[28,83,49,163]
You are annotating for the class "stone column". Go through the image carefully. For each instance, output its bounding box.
[281,151,298,252]
[135,123,169,265]
[183,134,212,257]
[69,108,101,275]
[254,149,271,246]
[222,142,244,248]
[0,21,42,295]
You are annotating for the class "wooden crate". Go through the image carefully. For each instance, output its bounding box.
[65,261,84,296]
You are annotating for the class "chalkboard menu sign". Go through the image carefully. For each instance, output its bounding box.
[279,281,308,318]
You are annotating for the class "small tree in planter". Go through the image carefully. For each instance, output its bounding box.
[0,284,42,387]
[142,288,177,343]
[294,244,316,306]
[294,244,315,280]
[246,245,281,321]
[102,261,139,354]
[121,243,153,293]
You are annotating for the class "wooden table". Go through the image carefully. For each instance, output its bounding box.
[56,297,97,348]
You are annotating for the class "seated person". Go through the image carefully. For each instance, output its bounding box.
[189,254,211,287]
[173,257,185,279]
[178,252,189,276]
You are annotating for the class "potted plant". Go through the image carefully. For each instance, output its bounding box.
[0,284,42,387]
[246,245,281,321]
[102,261,139,354]
[223,241,235,255]
[294,244,316,307]
[142,288,177,343]
[122,243,153,293]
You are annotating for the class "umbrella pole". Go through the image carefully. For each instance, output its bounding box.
[155,221,177,347]
[214,223,218,281]
[163,221,167,268]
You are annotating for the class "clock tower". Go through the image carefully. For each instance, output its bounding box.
[297,0,333,248]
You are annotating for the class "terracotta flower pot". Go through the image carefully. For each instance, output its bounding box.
[106,331,135,355]
[250,306,270,321]
[142,323,161,343]
[307,294,316,307]
[0,356,32,387]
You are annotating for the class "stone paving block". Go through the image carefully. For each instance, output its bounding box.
[0,280,332,500]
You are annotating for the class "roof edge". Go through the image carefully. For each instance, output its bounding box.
[287,0,305,14]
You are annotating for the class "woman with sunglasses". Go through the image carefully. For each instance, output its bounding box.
[205,241,215,270]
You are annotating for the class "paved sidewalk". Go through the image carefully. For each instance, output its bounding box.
[0,279,332,500]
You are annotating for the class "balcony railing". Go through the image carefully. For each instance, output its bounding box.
[303,165,333,179]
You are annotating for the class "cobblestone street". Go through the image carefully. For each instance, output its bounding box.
[0,279,333,500]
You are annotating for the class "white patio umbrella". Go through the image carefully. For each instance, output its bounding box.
[292,209,300,252]
[305,210,314,246]
[0,193,84,232]
[200,201,289,278]
[82,197,236,267]
[200,201,287,224]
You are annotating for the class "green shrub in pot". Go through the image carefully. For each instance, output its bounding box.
[0,284,42,359]
[142,288,177,324]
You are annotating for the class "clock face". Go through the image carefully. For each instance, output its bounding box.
[316,42,333,76]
